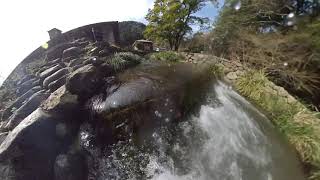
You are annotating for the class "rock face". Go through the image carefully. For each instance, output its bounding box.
[42,85,78,114]
[0,22,149,180]
[5,90,50,130]
[62,47,82,62]
[43,68,69,88]
[66,64,113,98]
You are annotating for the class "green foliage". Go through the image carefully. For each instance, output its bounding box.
[236,70,320,179]
[209,0,320,108]
[144,0,210,51]
[150,51,184,62]
[208,63,224,77]
[182,32,208,53]
[108,52,142,71]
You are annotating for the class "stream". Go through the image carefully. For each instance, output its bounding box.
[80,62,306,180]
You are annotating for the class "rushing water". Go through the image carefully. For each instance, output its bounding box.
[81,63,306,180]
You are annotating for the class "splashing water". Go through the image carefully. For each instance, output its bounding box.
[81,80,306,180]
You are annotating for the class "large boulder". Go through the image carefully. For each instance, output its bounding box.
[42,85,78,114]
[96,77,157,113]
[0,107,81,180]
[66,64,113,98]
[62,47,82,62]
[5,90,50,130]
[0,109,60,180]
[43,68,69,88]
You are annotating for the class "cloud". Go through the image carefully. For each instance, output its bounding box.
[0,0,154,82]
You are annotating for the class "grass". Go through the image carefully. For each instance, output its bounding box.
[235,70,320,179]
[208,63,225,78]
[107,52,142,72]
[149,51,184,62]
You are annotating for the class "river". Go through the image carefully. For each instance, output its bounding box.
[81,63,306,180]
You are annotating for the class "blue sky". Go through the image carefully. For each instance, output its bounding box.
[0,0,222,84]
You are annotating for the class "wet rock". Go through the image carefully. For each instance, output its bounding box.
[39,64,63,80]
[48,75,67,92]
[66,64,109,98]
[43,68,69,88]
[0,109,59,180]
[54,151,88,180]
[92,77,157,114]
[5,90,50,130]
[1,86,42,121]
[62,47,82,62]
[42,85,78,114]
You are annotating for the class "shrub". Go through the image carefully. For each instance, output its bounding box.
[151,51,184,62]
[107,52,142,71]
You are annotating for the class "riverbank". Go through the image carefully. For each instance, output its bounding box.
[152,51,320,179]
[212,55,320,180]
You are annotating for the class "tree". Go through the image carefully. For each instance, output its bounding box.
[144,0,211,51]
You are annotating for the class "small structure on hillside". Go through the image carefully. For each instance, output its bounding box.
[133,40,153,52]
[48,28,62,40]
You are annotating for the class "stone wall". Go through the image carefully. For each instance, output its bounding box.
[220,59,297,105]
[180,52,299,105]
[2,21,120,90]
